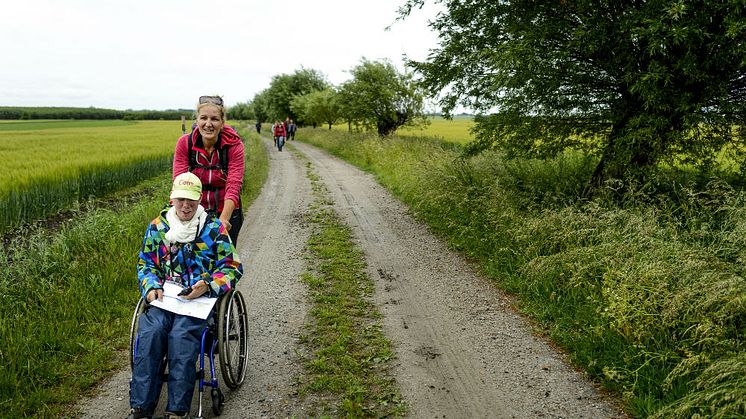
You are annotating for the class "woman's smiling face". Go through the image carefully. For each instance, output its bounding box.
[197,104,224,143]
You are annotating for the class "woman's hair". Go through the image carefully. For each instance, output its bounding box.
[196,95,226,120]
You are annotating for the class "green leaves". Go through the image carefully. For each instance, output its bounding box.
[402,0,746,186]
[291,88,342,129]
[265,68,330,123]
[340,58,427,136]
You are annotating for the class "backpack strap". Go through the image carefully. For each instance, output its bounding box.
[188,134,196,171]
[187,133,229,175]
[187,132,240,208]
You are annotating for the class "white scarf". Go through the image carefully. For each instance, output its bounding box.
[165,205,207,244]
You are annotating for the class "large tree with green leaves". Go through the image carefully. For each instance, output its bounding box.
[291,89,342,129]
[401,0,746,186]
[249,89,270,123]
[265,67,329,123]
[227,102,253,121]
[340,58,427,136]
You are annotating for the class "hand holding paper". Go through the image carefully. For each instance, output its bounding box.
[150,281,217,319]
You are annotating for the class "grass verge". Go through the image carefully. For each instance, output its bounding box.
[298,159,405,417]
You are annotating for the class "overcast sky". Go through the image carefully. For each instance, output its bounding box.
[1,0,441,111]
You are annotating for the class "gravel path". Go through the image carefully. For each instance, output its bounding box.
[77,138,624,418]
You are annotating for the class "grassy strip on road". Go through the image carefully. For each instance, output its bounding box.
[0,127,267,417]
[298,159,405,417]
[296,127,746,418]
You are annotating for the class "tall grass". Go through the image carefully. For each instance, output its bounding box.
[0,155,172,231]
[0,178,170,417]
[0,121,180,232]
[0,130,267,417]
[233,123,269,206]
[297,127,746,418]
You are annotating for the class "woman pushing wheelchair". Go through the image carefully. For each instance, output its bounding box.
[173,95,245,246]
[128,172,243,419]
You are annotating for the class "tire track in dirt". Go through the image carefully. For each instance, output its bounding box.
[293,141,625,419]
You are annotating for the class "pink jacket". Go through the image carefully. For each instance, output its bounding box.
[173,125,245,212]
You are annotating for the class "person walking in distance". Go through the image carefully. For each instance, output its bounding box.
[271,121,278,149]
[287,119,296,141]
[273,120,286,152]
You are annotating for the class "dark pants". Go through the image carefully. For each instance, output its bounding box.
[277,136,285,151]
[207,208,243,246]
[228,207,243,245]
[130,307,207,414]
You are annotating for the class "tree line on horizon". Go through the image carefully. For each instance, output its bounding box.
[0,106,191,121]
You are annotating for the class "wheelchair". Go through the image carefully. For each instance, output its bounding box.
[129,289,249,418]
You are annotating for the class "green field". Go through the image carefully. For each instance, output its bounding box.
[0,120,245,232]
[397,116,474,144]
[0,120,180,189]
[0,120,138,131]
[0,120,186,231]
[329,115,474,145]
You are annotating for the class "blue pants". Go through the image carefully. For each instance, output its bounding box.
[130,306,207,414]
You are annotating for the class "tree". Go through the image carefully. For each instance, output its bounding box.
[248,89,270,123]
[227,102,253,121]
[340,58,427,136]
[292,89,342,129]
[265,67,329,123]
[337,79,368,132]
[400,0,746,187]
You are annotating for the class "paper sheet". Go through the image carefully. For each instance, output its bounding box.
[150,281,217,320]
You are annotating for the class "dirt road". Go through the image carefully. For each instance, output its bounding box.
[78,139,623,418]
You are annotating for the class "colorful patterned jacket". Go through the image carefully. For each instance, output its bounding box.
[137,206,243,299]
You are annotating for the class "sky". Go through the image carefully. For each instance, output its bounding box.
[1,0,442,111]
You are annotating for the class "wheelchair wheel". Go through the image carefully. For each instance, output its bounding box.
[217,289,249,389]
[129,297,147,370]
[211,388,225,415]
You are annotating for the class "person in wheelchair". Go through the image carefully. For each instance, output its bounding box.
[129,172,243,419]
